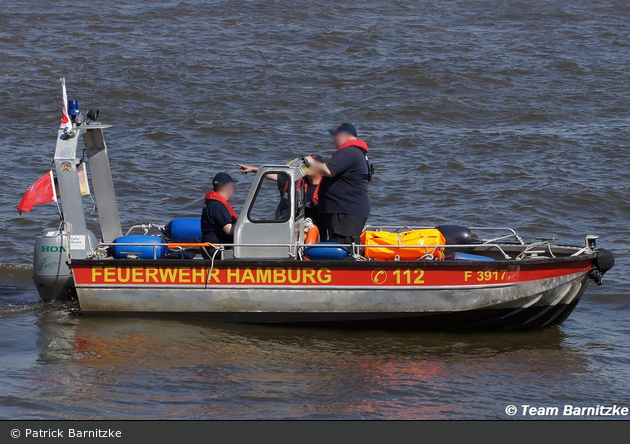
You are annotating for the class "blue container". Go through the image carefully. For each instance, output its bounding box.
[68,100,80,116]
[112,235,167,259]
[446,252,495,261]
[165,218,202,243]
[304,242,349,260]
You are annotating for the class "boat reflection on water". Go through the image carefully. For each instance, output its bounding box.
[28,313,591,419]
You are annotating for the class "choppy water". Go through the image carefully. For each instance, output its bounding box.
[1,0,630,419]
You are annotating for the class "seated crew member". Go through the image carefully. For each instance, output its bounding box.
[304,123,371,245]
[237,155,327,240]
[201,173,239,250]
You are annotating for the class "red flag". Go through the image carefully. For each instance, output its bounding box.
[17,171,57,215]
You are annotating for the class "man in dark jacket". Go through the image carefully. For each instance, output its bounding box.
[201,172,239,245]
[304,123,371,244]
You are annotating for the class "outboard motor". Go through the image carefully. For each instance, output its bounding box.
[33,229,97,301]
[33,229,73,301]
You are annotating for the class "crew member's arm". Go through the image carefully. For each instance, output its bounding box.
[214,204,236,240]
[237,164,278,181]
[304,156,334,177]
[305,151,356,178]
[223,223,234,236]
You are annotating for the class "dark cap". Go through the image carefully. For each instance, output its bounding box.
[212,172,238,187]
[309,154,324,163]
[328,123,357,137]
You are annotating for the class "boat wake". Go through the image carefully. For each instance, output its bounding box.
[0,264,47,314]
[0,263,33,287]
[0,287,42,314]
[0,285,79,316]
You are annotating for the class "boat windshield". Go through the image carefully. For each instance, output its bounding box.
[248,172,292,223]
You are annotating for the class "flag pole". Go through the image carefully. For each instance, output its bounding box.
[50,170,64,222]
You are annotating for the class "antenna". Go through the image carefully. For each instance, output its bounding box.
[85,76,89,111]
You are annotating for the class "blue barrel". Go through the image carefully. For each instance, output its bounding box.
[304,242,349,260]
[112,235,167,259]
[446,252,495,261]
[165,218,202,243]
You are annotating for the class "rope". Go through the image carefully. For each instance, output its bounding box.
[516,241,553,260]
[204,246,222,290]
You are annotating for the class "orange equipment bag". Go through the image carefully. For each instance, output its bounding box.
[361,229,446,261]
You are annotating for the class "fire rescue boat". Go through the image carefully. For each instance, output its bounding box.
[30,81,614,331]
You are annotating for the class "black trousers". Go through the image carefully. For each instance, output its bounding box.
[323,213,368,245]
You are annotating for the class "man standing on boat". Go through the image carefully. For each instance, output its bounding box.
[237,155,327,240]
[201,172,239,247]
[304,123,371,244]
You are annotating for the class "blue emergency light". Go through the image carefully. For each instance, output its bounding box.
[68,100,80,116]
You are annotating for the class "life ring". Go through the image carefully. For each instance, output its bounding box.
[305,225,320,244]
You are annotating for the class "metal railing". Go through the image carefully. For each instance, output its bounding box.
[84,225,552,261]
[124,223,164,236]
[469,227,526,245]
[92,240,515,261]
[363,225,526,245]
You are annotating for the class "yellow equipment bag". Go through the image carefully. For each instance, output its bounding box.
[361,229,446,261]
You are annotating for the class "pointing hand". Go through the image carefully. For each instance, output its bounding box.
[236,164,258,174]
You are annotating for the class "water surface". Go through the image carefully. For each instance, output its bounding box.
[1,0,629,419]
